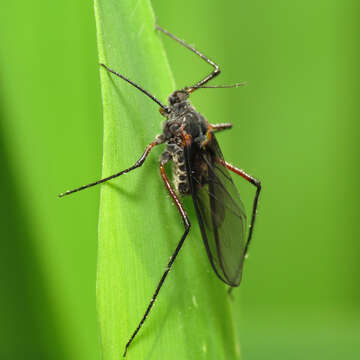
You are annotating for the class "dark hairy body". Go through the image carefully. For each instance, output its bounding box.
[59,25,261,357]
[160,92,211,195]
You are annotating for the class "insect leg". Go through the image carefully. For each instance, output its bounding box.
[156,25,220,89]
[58,139,162,197]
[200,123,233,148]
[219,160,261,257]
[100,63,169,113]
[123,161,191,357]
[211,123,233,132]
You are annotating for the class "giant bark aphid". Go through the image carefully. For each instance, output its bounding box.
[59,25,261,357]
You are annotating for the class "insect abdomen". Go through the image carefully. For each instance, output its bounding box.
[172,152,190,195]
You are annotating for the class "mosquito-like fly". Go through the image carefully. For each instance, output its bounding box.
[59,25,261,357]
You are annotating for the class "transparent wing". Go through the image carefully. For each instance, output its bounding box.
[186,136,247,286]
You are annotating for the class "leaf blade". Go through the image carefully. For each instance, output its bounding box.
[94,1,241,359]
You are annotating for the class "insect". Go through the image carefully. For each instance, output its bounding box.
[59,25,261,357]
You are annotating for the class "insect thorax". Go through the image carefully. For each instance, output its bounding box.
[160,98,210,195]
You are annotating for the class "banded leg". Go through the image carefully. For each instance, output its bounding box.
[156,25,220,89]
[123,160,191,357]
[58,139,161,197]
[220,160,261,257]
[211,123,233,132]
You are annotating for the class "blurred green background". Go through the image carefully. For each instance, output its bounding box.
[0,0,359,359]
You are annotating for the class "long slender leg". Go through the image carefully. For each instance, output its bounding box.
[211,123,233,132]
[58,139,161,198]
[123,161,191,357]
[200,123,233,148]
[194,82,247,89]
[100,63,169,113]
[220,160,261,257]
[156,25,220,89]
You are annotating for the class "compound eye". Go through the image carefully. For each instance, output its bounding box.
[169,93,178,105]
[168,90,188,105]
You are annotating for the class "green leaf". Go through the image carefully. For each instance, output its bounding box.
[94,0,241,359]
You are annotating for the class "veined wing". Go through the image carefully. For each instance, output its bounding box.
[186,136,247,286]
